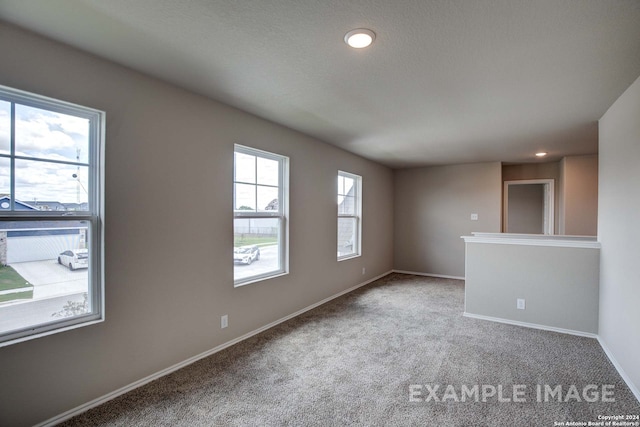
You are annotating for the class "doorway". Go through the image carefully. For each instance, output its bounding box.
[503,179,554,234]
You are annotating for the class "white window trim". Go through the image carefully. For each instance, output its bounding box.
[234,144,289,287]
[337,170,362,261]
[0,84,105,347]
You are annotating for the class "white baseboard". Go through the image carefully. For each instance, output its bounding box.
[597,336,640,403]
[392,269,465,281]
[35,270,393,427]
[463,312,598,338]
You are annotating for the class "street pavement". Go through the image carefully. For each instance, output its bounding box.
[0,292,86,334]
[234,245,279,281]
[0,260,88,335]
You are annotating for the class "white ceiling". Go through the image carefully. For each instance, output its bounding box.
[1,0,639,168]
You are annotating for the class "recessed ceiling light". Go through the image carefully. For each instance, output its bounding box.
[344,29,375,49]
[535,152,548,157]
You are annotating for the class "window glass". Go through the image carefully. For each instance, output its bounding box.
[234,145,288,286]
[15,104,90,164]
[0,220,91,336]
[234,152,255,184]
[14,160,89,209]
[256,157,278,186]
[338,171,362,259]
[234,183,257,211]
[234,217,282,281]
[0,85,103,347]
[0,157,9,196]
[0,101,9,155]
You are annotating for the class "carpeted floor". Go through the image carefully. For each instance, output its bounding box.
[61,273,639,426]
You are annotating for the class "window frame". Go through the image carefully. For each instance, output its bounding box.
[337,170,362,261]
[233,144,289,287]
[0,84,105,347]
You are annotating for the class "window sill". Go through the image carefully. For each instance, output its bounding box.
[0,315,104,348]
[337,253,361,262]
[234,271,289,288]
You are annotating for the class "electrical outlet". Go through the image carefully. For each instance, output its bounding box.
[362,267,366,275]
[517,299,526,310]
[221,315,228,329]
[470,213,479,221]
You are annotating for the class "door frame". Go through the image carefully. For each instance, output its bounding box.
[503,179,555,235]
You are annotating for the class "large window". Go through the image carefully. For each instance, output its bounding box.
[0,85,104,346]
[234,145,288,286]
[337,171,362,259]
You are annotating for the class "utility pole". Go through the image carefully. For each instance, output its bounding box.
[76,148,81,204]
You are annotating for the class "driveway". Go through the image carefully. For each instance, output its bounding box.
[10,259,88,300]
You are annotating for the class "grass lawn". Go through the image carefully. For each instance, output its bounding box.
[234,235,278,247]
[0,265,33,303]
[0,265,32,292]
[0,290,33,303]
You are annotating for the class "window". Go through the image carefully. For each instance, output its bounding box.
[234,145,288,286]
[0,85,104,346]
[337,171,362,259]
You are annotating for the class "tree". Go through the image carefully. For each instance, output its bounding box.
[52,293,89,318]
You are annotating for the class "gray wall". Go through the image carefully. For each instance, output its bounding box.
[0,23,394,427]
[393,162,501,278]
[560,155,598,236]
[506,184,544,234]
[598,75,640,397]
[464,241,600,334]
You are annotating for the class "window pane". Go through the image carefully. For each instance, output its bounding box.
[234,217,281,281]
[0,157,9,198]
[257,185,278,212]
[256,157,278,186]
[343,176,355,196]
[15,104,89,164]
[15,160,89,209]
[0,100,10,155]
[234,183,256,211]
[0,220,91,336]
[338,217,357,257]
[0,85,103,347]
[338,175,345,195]
[338,195,356,215]
[234,152,255,184]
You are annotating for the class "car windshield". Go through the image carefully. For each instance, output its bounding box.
[76,251,89,259]
[234,247,252,254]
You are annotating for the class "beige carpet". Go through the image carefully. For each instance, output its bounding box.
[61,273,639,426]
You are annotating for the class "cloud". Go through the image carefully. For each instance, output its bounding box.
[15,160,88,204]
[0,102,91,204]
[15,104,89,164]
[0,102,10,153]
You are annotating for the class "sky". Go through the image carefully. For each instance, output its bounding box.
[234,152,355,213]
[338,174,355,214]
[0,101,90,205]
[234,152,279,211]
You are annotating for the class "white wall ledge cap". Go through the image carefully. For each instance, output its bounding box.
[462,233,600,249]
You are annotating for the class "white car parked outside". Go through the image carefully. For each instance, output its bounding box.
[234,245,260,265]
[58,249,89,271]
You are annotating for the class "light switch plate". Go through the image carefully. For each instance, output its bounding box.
[470,213,479,221]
